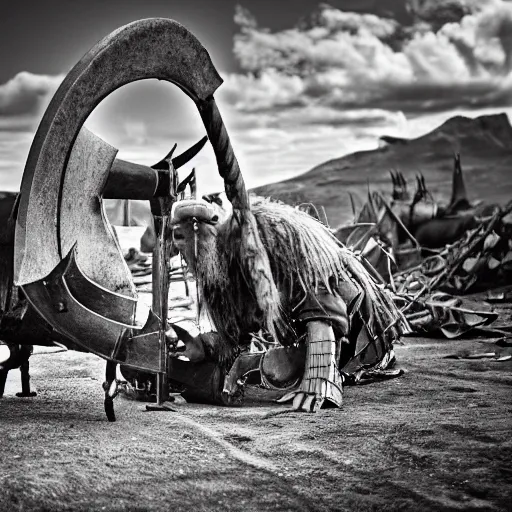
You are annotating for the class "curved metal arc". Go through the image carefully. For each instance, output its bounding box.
[15,17,223,287]
[14,18,248,371]
[64,247,137,325]
[21,249,162,372]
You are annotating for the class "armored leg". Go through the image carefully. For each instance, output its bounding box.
[222,347,264,405]
[283,321,344,413]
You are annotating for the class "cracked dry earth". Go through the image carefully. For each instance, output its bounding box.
[1,327,512,511]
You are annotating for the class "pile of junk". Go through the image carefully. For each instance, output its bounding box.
[333,154,512,346]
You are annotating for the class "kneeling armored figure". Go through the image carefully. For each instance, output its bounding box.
[166,197,406,413]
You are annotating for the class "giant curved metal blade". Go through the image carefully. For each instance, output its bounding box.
[23,247,161,372]
[13,18,236,369]
[15,18,222,287]
[61,127,136,298]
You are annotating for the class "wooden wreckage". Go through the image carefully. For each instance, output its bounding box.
[0,18,409,419]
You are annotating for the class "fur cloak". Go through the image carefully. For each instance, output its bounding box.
[188,196,407,371]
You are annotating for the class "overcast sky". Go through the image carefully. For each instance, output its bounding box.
[2,0,512,195]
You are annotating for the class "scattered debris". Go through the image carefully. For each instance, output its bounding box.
[444,351,512,361]
[331,156,512,341]
[486,290,512,303]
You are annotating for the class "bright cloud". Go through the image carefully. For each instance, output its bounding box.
[0,71,63,120]
[220,1,512,114]
[2,2,512,195]
[0,72,64,190]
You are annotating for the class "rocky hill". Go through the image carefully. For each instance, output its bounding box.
[252,113,512,227]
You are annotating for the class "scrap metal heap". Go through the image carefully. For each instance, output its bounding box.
[333,156,512,341]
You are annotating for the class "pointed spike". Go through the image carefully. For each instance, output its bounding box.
[176,168,196,194]
[450,152,468,207]
[189,168,197,196]
[401,173,408,193]
[151,143,178,170]
[399,172,407,189]
[348,191,358,219]
[172,136,208,170]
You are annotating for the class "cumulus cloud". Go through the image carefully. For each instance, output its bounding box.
[3,2,512,194]
[0,71,63,123]
[0,131,34,191]
[0,72,63,189]
[220,1,512,116]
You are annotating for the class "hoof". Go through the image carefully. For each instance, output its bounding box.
[16,391,37,398]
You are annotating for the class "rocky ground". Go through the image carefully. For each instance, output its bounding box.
[1,314,512,511]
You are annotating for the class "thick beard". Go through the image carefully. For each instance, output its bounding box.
[194,228,244,367]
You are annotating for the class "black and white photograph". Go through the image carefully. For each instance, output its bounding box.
[1,1,511,510]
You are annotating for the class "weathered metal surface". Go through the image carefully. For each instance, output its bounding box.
[15,17,222,286]
[104,159,159,200]
[0,193,18,315]
[60,128,136,297]
[147,144,178,404]
[22,258,128,361]
[117,310,161,373]
[65,248,136,325]
[22,250,160,372]
[102,135,208,200]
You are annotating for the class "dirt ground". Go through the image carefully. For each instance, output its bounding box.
[1,321,512,512]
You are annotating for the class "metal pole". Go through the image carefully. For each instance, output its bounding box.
[123,199,131,227]
[145,148,177,412]
[151,213,171,406]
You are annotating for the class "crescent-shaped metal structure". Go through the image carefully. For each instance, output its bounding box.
[12,18,248,419]
[15,18,222,287]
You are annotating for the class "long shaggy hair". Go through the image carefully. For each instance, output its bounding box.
[191,196,406,366]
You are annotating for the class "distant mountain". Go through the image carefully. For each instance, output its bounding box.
[252,113,512,228]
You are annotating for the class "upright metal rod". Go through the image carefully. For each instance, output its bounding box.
[123,199,131,227]
[151,213,172,405]
[146,150,177,412]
